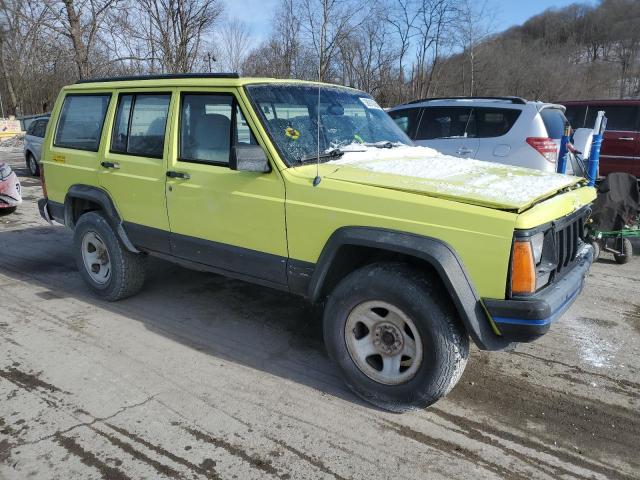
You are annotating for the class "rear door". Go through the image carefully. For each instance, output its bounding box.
[413,106,479,158]
[98,89,174,252]
[586,104,640,176]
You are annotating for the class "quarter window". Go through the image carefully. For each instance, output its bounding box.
[179,94,256,165]
[111,93,171,158]
[475,108,521,138]
[54,94,111,151]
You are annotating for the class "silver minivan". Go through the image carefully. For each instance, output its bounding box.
[24,116,49,176]
[387,97,568,172]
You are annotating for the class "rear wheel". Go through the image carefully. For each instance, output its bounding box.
[26,152,39,177]
[323,262,469,412]
[614,238,633,265]
[73,211,146,301]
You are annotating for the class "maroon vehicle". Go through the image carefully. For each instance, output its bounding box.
[561,100,640,177]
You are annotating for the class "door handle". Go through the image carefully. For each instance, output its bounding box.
[100,161,120,169]
[619,137,635,141]
[166,171,191,180]
[456,148,473,154]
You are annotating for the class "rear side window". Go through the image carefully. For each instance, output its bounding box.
[540,108,567,139]
[564,105,586,129]
[111,93,171,158]
[585,105,639,131]
[475,108,521,137]
[55,94,111,151]
[416,107,474,140]
[388,108,422,138]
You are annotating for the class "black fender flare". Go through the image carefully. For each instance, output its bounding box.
[64,185,139,253]
[308,227,510,351]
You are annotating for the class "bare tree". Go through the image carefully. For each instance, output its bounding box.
[31,0,122,79]
[386,0,419,86]
[299,0,363,82]
[455,0,494,96]
[136,0,224,73]
[216,18,251,73]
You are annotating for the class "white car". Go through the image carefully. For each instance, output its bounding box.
[23,116,49,176]
[387,97,568,172]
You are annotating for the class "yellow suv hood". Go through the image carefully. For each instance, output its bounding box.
[324,146,584,212]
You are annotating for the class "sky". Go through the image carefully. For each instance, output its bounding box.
[225,0,593,45]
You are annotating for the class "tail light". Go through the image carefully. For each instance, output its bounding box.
[40,161,47,197]
[526,137,557,164]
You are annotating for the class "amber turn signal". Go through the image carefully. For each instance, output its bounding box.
[511,240,536,295]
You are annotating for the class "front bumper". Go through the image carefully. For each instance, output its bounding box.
[483,243,594,343]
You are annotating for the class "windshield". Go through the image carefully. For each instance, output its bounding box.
[246,84,411,165]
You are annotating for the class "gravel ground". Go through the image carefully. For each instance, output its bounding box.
[0,150,639,480]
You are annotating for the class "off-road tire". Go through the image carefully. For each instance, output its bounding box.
[73,211,146,301]
[323,262,469,412]
[26,152,39,177]
[614,238,633,265]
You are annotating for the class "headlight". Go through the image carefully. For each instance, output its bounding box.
[530,232,544,265]
[511,231,553,296]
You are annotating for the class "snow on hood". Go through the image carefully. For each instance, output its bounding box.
[326,144,581,210]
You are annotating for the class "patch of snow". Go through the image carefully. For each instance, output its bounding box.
[329,144,576,206]
[0,134,24,152]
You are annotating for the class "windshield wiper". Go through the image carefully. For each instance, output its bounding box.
[300,148,344,163]
[362,141,404,149]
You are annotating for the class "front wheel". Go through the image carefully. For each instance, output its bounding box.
[73,211,147,301]
[614,238,633,265]
[323,263,469,412]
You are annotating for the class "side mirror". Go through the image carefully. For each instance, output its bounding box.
[230,145,270,173]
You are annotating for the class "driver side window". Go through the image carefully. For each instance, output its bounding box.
[179,93,256,166]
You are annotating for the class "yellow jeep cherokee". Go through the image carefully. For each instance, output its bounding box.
[38,74,596,411]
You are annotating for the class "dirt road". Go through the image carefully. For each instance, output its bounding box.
[1,149,639,479]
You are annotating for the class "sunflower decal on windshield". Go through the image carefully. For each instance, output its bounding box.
[285,127,300,140]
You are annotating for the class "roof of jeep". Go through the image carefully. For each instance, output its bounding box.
[65,74,359,92]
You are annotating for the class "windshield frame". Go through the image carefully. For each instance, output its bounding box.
[243,82,411,167]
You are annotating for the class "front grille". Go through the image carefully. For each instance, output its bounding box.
[554,211,586,275]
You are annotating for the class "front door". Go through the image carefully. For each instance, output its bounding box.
[99,90,174,253]
[165,88,288,286]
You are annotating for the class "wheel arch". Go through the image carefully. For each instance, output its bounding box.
[64,185,139,253]
[308,227,510,351]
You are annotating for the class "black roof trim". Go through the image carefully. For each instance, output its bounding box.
[403,96,528,106]
[75,73,240,84]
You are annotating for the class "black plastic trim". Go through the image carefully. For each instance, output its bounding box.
[307,227,511,351]
[484,243,593,343]
[63,185,141,253]
[75,73,240,84]
[168,229,288,286]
